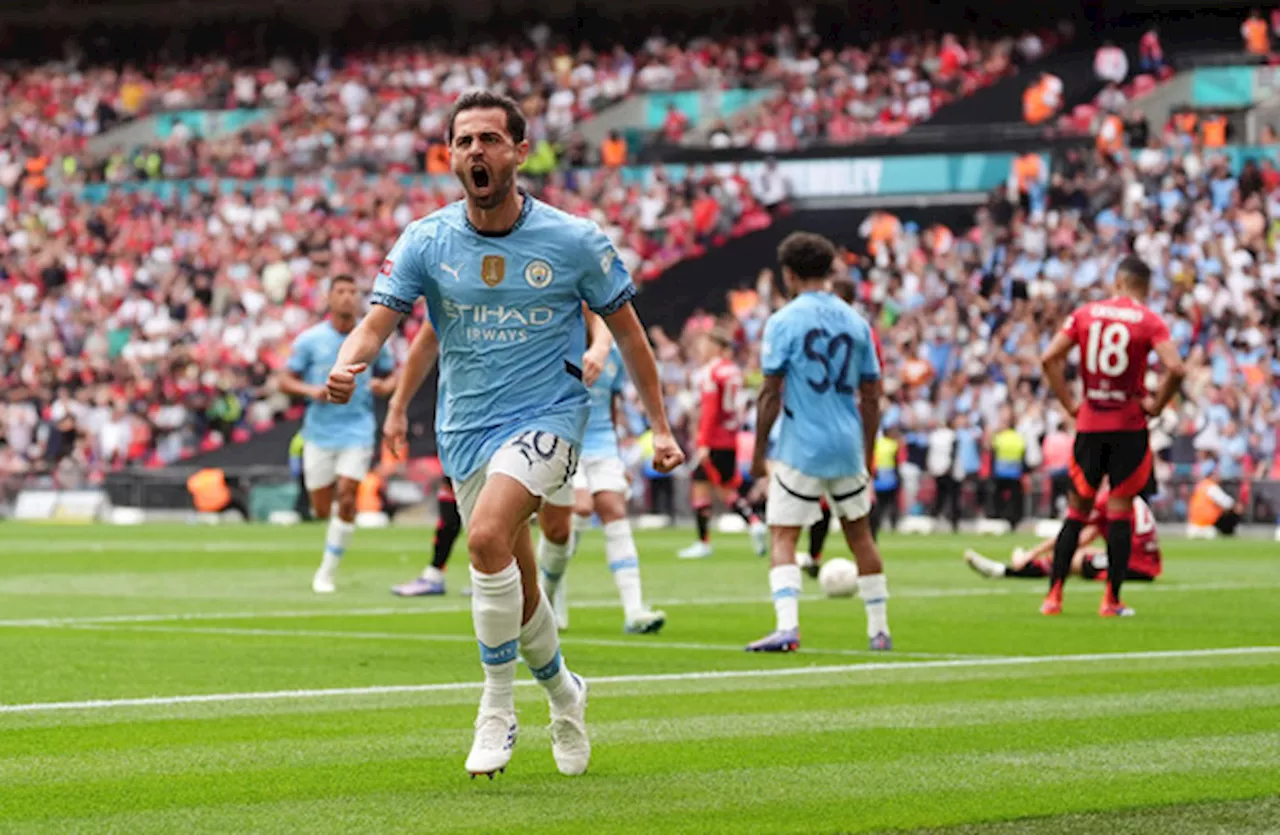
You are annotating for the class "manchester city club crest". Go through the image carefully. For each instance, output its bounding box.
[524,259,553,289]
[481,255,505,287]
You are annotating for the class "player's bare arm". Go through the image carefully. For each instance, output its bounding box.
[1144,338,1186,416]
[1040,330,1079,416]
[327,305,404,404]
[383,318,440,456]
[858,377,882,475]
[278,367,329,403]
[604,302,684,473]
[752,374,783,480]
[369,366,401,399]
[582,307,612,387]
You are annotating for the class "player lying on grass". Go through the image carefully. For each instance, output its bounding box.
[965,486,1162,583]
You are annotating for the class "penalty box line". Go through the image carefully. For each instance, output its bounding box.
[2,646,1278,715]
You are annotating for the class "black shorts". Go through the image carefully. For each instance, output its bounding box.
[1070,430,1155,500]
[694,448,741,489]
[1081,555,1158,583]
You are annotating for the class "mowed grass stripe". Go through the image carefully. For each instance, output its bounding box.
[5,684,1279,786]
[4,579,1279,623]
[893,796,1280,835]
[3,732,1277,831]
[6,658,1277,743]
[4,645,1279,716]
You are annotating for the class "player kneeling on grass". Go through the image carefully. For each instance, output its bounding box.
[965,486,1162,583]
[747,231,892,653]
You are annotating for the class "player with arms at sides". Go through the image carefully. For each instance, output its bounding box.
[748,232,892,652]
[1040,255,1184,617]
[278,275,398,594]
[325,90,683,778]
[965,484,1162,583]
[678,329,769,559]
[541,341,667,634]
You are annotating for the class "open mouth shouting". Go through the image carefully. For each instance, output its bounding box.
[470,164,492,193]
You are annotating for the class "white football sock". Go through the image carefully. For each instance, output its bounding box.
[519,589,578,712]
[570,513,588,557]
[320,518,355,573]
[770,564,803,632]
[538,532,572,603]
[857,573,890,638]
[603,519,645,622]
[470,562,522,714]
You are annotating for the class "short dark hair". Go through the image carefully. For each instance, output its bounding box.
[777,232,836,281]
[1116,255,1152,292]
[830,277,856,304]
[447,89,527,145]
[330,274,356,289]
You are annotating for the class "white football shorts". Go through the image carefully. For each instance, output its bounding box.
[765,461,872,527]
[571,455,629,496]
[455,431,579,525]
[303,444,373,491]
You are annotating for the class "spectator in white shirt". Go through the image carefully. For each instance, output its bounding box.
[1094,42,1129,85]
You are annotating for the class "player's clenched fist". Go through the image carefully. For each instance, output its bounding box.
[651,431,685,474]
[326,362,367,404]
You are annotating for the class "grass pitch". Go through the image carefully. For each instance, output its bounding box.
[0,522,1277,833]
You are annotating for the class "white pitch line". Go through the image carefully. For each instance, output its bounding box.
[0,540,429,553]
[2,580,1273,630]
[3,645,1277,715]
[63,622,976,661]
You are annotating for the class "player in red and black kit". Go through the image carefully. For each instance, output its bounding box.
[964,486,1163,582]
[678,329,768,559]
[1039,255,1184,616]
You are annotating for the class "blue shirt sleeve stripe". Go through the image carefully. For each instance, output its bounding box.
[592,283,637,317]
[370,292,414,315]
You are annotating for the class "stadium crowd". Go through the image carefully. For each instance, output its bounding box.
[0,161,782,490]
[2,17,1278,527]
[619,141,1280,523]
[700,26,1069,152]
[0,18,1073,193]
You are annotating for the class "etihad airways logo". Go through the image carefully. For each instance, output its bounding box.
[440,299,555,343]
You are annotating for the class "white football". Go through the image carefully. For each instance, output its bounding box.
[818,557,859,598]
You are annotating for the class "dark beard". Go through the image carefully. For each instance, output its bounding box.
[470,174,513,210]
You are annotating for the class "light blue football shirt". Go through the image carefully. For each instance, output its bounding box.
[287,321,394,450]
[370,195,636,481]
[582,345,626,460]
[760,291,881,479]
